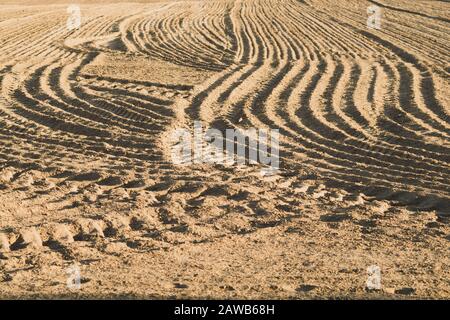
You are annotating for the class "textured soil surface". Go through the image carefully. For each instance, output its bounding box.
[0,0,449,299]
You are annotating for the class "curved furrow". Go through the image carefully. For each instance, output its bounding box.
[229,56,450,196]
[301,56,450,171]
[9,64,113,138]
[133,4,229,71]
[84,83,174,114]
[178,1,450,197]
[250,53,450,192]
[183,3,233,62]
[395,62,449,137]
[294,61,449,189]
[66,80,168,136]
[373,59,450,157]
[310,0,449,71]
[324,58,450,176]
[298,7,371,56]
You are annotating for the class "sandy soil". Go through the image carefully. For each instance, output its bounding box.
[0,0,449,299]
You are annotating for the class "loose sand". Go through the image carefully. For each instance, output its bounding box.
[0,0,449,299]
